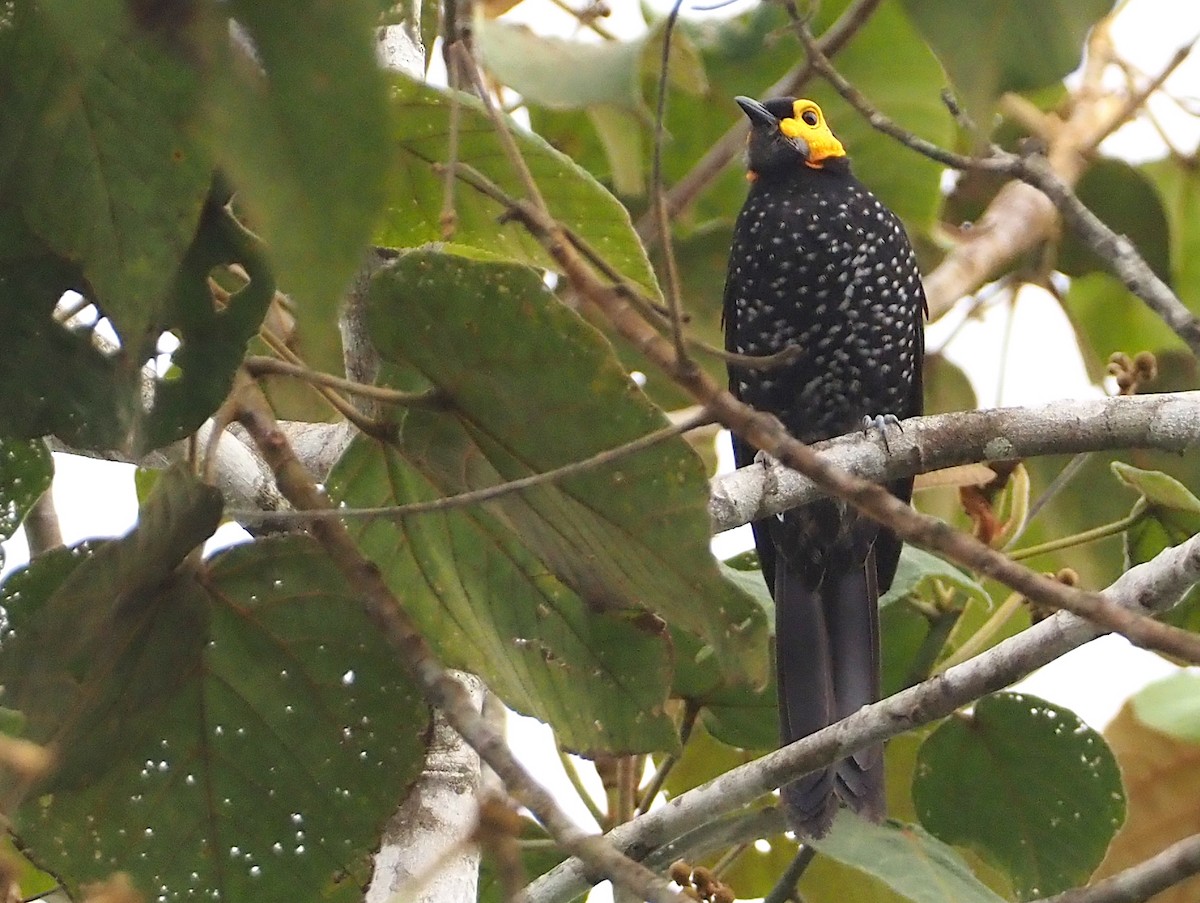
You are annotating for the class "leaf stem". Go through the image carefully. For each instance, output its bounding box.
[1009,504,1146,562]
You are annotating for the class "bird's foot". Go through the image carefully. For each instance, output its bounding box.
[861,413,902,453]
[754,449,785,521]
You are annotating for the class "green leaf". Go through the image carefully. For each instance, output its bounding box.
[213,0,391,374]
[1112,461,1200,566]
[900,0,1114,137]
[671,564,774,749]
[0,437,52,543]
[366,249,767,688]
[0,472,430,902]
[1112,460,1200,631]
[0,5,212,352]
[0,210,138,447]
[0,200,273,454]
[587,105,646,197]
[880,546,990,610]
[1131,672,1200,742]
[139,203,276,450]
[1146,158,1200,314]
[1061,272,1188,382]
[329,248,768,752]
[380,75,661,299]
[913,692,1125,900]
[477,17,646,111]
[1059,160,1171,283]
[330,432,677,754]
[805,813,1007,903]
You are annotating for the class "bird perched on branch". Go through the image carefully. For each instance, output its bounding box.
[722,96,926,837]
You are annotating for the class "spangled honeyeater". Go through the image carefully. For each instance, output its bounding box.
[722,96,926,837]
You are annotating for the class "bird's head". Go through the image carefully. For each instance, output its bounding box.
[736,96,846,180]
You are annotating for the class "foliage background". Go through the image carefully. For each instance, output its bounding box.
[1,0,1200,901]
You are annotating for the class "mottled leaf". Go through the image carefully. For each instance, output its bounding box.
[0,471,429,902]
[0,438,52,543]
[914,692,1125,899]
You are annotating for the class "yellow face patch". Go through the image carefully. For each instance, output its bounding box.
[779,99,845,168]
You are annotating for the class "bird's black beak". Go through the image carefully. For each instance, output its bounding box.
[736,96,777,129]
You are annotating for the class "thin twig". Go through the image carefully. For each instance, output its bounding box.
[636,701,700,815]
[230,410,712,524]
[243,356,444,407]
[556,746,607,828]
[764,845,817,903]
[233,378,691,903]
[1019,451,1092,540]
[651,0,691,367]
[452,43,552,216]
[546,0,616,40]
[440,45,465,239]
[1009,505,1146,561]
[450,160,802,371]
[1080,41,1195,156]
[257,323,389,436]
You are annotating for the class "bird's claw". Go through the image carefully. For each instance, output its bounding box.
[754,449,785,521]
[861,413,902,453]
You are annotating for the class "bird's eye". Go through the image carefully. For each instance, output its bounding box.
[802,110,819,126]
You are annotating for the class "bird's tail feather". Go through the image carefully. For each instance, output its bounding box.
[774,552,884,837]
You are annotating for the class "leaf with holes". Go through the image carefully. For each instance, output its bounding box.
[0,437,52,544]
[913,692,1125,900]
[0,7,212,353]
[0,471,429,902]
[0,200,274,455]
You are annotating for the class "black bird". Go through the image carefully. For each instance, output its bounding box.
[722,96,926,837]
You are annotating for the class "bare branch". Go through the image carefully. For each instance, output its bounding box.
[709,392,1200,533]
[527,531,1200,903]
[230,410,712,524]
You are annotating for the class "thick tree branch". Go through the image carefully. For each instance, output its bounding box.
[527,531,1200,903]
[710,392,1200,533]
